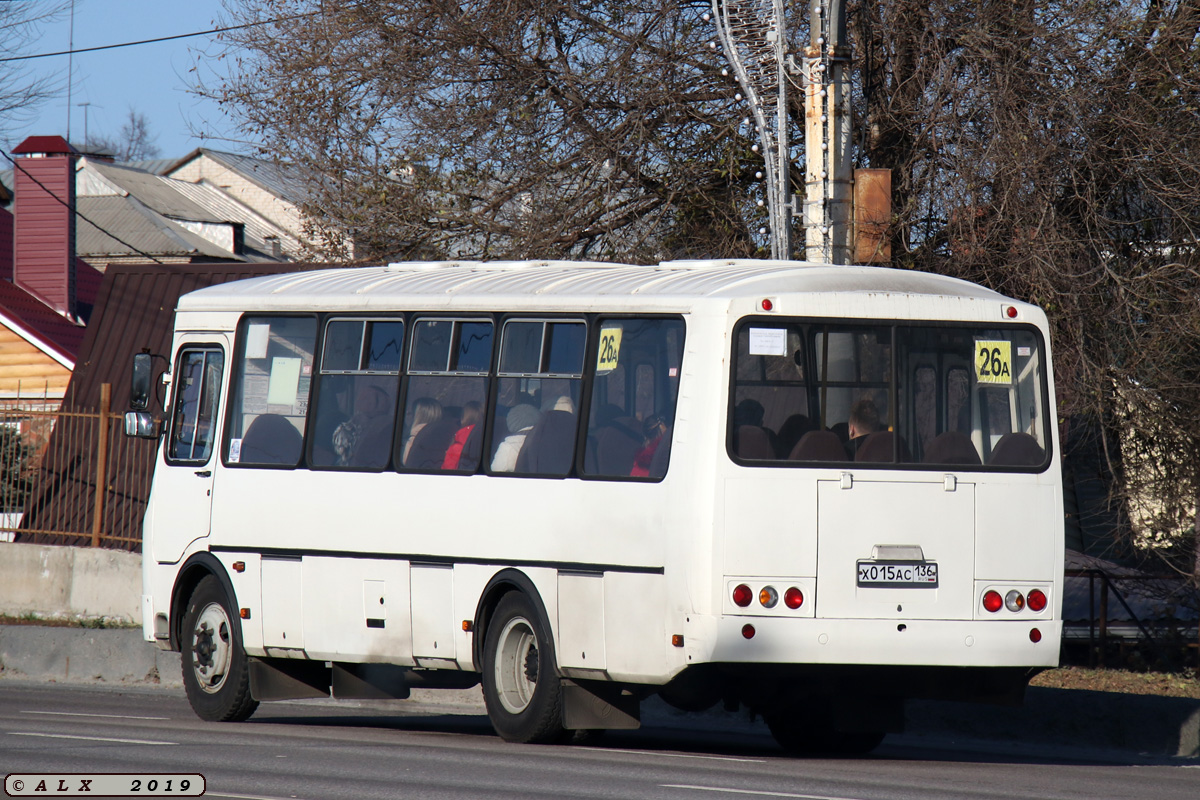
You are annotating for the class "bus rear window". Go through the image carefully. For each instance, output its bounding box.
[730,320,1050,470]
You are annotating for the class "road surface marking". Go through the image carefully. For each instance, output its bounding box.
[8,732,177,745]
[662,786,865,800]
[21,710,169,721]
[581,747,766,763]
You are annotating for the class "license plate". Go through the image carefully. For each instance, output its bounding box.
[856,560,939,588]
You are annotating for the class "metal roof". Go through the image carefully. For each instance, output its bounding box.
[80,160,227,223]
[76,195,236,260]
[164,148,309,204]
[178,260,1014,313]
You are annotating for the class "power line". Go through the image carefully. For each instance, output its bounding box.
[1,149,166,265]
[0,12,319,64]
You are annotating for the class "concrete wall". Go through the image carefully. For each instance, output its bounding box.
[0,542,141,623]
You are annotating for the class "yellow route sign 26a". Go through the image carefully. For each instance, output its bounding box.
[596,325,623,375]
[975,340,1012,384]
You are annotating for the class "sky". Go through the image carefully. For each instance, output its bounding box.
[5,0,240,159]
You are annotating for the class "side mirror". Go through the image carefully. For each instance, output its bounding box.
[124,411,160,439]
[130,353,153,411]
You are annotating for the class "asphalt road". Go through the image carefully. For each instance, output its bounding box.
[1,681,1197,800]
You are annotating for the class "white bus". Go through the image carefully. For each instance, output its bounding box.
[127,260,1063,753]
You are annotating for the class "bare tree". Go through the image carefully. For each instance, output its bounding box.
[203,0,769,263]
[0,1,72,147]
[87,108,162,162]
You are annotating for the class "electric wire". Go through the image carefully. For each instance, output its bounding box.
[0,12,320,64]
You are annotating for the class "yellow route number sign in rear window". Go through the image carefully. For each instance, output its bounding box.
[975,340,1012,384]
[597,325,623,375]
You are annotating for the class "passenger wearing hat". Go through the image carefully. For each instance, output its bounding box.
[491,403,540,472]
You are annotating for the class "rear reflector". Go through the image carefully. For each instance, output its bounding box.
[733,584,753,607]
[1030,628,1042,643]
[741,624,755,639]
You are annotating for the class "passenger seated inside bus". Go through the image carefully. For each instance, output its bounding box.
[332,384,395,468]
[401,397,442,465]
[631,415,669,477]
[492,402,539,472]
[442,401,484,470]
[847,397,883,455]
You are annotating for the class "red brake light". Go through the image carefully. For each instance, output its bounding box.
[784,587,804,609]
[982,590,1003,613]
[732,584,753,607]
[1027,589,1047,612]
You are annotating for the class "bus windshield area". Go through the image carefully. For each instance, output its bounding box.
[731,320,1050,470]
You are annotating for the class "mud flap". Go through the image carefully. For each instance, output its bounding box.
[560,679,641,730]
[249,658,330,701]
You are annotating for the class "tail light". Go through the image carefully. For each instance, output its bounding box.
[732,584,753,607]
[784,587,804,609]
[1027,589,1047,612]
[982,590,1003,613]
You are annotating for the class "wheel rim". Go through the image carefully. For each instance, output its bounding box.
[494,615,539,715]
[191,601,233,694]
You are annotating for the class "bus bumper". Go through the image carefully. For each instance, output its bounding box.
[708,616,1061,669]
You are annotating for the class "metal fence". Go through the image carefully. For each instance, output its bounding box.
[0,384,156,550]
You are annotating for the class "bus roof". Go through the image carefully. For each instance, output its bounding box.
[175,259,1016,313]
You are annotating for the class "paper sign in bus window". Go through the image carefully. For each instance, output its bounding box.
[597,325,623,375]
[975,340,1012,384]
[749,328,787,356]
[267,357,303,405]
[246,324,270,359]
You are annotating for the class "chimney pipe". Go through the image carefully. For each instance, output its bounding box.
[11,136,78,317]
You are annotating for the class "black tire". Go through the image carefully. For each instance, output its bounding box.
[765,712,885,756]
[480,592,566,743]
[180,575,258,722]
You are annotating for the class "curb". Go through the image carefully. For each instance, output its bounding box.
[1,625,1196,758]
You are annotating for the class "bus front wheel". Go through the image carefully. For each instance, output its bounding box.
[481,592,566,743]
[180,575,258,722]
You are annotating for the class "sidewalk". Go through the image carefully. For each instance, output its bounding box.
[1,624,1197,759]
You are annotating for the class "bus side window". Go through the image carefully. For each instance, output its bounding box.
[583,318,685,480]
[400,319,492,473]
[225,316,317,468]
[491,319,586,476]
[308,319,403,469]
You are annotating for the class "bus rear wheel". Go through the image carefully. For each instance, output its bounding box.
[481,592,565,744]
[180,575,258,722]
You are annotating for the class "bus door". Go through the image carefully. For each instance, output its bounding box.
[149,335,229,564]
